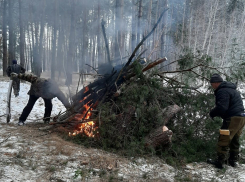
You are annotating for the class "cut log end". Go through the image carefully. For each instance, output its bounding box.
[145,126,173,148]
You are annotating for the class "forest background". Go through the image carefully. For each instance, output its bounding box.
[1,0,245,166]
[1,0,244,81]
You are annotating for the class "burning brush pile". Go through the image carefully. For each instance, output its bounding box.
[51,57,181,155]
[50,9,183,155]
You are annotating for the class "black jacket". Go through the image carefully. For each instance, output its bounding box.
[6,64,25,77]
[210,81,244,119]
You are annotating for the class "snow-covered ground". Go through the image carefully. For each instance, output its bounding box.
[0,81,67,124]
[0,79,245,181]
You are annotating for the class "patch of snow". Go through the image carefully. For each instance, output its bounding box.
[0,80,245,181]
[0,81,67,124]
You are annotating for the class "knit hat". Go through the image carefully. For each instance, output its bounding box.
[12,60,17,64]
[210,73,223,83]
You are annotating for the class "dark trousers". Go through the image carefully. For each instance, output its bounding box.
[19,95,53,122]
[12,78,20,96]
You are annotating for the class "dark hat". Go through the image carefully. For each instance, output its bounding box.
[12,60,17,64]
[210,73,223,83]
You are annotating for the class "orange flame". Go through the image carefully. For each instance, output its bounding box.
[69,103,98,137]
[84,86,89,93]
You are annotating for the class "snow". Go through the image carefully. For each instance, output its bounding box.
[1,80,245,181]
[0,81,67,124]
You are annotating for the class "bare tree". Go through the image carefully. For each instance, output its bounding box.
[2,0,8,76]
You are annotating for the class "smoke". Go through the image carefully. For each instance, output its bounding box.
[1,0,188,79]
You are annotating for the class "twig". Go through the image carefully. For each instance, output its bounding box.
[73,73,103,77]
[0,134,11,145]
[158,64,210,82]
[136,49,148,60]
[85,64,98,74]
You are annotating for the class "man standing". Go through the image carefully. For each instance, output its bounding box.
[6,60,26,97]
[207,73,245,169]
[11,73,71,125]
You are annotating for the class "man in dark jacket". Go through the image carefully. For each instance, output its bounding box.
[11,73,71,125]
[207,73,245,169]
[6,60,26,97]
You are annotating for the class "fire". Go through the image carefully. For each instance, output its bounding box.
[84,86,89,93]
[69,103,98,137]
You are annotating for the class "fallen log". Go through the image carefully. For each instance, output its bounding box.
[161,104,181,125]
[144,104,181,148]
[145,126,173,148]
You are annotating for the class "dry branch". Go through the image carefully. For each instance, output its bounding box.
[6,80,13,123]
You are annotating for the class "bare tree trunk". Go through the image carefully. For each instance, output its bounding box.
[57,24,65,78]
[146,0,153,51]
[137,0,143,45]
[188,0,193,48]
[19,0,25,68]
[66,0,76,86]
[206,0,219,55]
[180,0,186,45]
[51,0,58,79]
[39,0,46,74]
[131,4,137,53]
[27,26,33,70]
[82,7,89,74]
[114,0,123,62]
[202,0,218,51]
[8,0,15,64]
[152,0,159,60]
[2,0,8,76]
[160,0,168,58]
[97,2,102,66]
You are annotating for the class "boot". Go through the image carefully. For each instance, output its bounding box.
[207,158,224,169]
[229,152,239,167]
[43,117,50,124]
[18,120,25,126]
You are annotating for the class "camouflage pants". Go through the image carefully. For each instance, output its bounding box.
[217,116,245,161]
[12,78,20,96]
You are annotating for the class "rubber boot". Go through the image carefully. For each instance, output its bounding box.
[207,158,224,169]
[43,117,50,124]
[228,152,239,167]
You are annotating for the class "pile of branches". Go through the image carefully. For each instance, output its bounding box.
[51,7,219,160]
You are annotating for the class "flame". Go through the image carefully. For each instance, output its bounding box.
[69,103,98,137]
[84,86,89,93]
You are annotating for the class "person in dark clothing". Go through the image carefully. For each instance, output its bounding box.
[11,73,71,125]
[6,60,26,97]
[207,73,245,169]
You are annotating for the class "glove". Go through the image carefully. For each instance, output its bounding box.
[10,72,18,78]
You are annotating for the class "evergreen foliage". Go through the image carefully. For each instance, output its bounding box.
[68,52,230,166]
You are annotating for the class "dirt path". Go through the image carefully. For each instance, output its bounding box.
[1,73,245,181]
[0,122,176,182]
